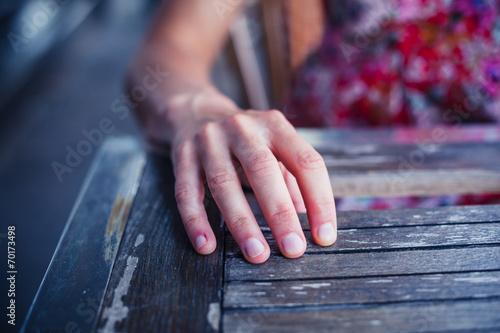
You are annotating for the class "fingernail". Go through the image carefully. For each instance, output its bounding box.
[245,237,265,258]
[318,223,336,245]
[195,235,207,250]
[282,233,304,255]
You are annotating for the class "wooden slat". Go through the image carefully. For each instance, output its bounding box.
[224,204,500,332]
[262,0,289,106]
[225,246,500,281]
[330,169,500,197]
[224,271,500,309]
[226,222,500,257]
[252,205,500,230]
[319,143,500,172]
[21,137,146,333]
[223,299,500,333]
[94,154,224,333]
[287,0,325,72]
[309,141,500,197]
[230,12,270,110]
[297,125,500,147]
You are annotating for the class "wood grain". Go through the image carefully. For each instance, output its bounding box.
[226,222,500,257]
[319,143,500,172]
[252,205,500,230]
[224,271,500,308]
[316,142,500,197]
[223,299,500,333]
[330,169,500,197]
[225,246,500,281]
[94,155,224,333]
[297,126,500,147]
[21,138,145,333]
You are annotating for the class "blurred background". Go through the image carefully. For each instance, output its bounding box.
[0,0,239,328]
[0,0,253,328]
[0,0,151,327]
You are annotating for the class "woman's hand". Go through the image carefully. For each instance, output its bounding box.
[126,0,335,264]
[168,88,337,264]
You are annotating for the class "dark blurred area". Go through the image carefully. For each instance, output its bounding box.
[0,0,161,329]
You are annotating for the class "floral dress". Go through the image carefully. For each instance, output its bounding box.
[289,0,500,127]
[287,0,500,209]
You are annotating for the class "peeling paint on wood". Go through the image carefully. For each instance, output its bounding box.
[100,256,139,333]
[94,155,225,333]
[207,303,220,331]
[133,233,144,247]
[104,197,133,264]
[21,137,145,333]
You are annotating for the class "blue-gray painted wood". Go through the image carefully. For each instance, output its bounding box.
[21,137,146,333]
[94,154,225,333]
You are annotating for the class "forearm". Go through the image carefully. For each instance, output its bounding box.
[126,44,213,143]
[126,0,243,145]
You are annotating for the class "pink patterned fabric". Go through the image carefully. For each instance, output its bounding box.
[287,0,500,210]
[288,0,500,128]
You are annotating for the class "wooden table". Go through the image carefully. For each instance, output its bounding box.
[22,126,500,332]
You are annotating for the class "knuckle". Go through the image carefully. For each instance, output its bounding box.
[296,150,325,170]
[265,110,287,127]
[182,215,204,232]
[267,109,286,121]
[165,94,189,112]
[207,169,236,190]
[235,136,260,156]
[268,203,296,226]
[228,215,252,230]
[224,112,248,130]
[308,201,334,218]
[175,182,198,204]
[173,140,192,162]
[195,122,219,143]
[246,150,276,176]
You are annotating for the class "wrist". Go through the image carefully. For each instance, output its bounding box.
[141,81,241,146]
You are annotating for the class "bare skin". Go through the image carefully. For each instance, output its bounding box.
[128,0,337,264]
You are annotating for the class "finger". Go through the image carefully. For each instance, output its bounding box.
[197,123,270,263]
[231,131,306,258]
[173,141,217,255]
[280,163,306,213]
[268,113,337,247]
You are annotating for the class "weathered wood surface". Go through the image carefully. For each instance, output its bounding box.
[226,246,500,281]
[318,143,500,171]
[250,201,500,229]
[224,205,500,332]
[94,155,225,333]
[224,299,500,333]
[297,125,500,147]
[21,138,145,333]
[303,141,500,197]
[224,271,500,308]
[23,132,500,333]
[330,169,500,197]
[226,222,500,256]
